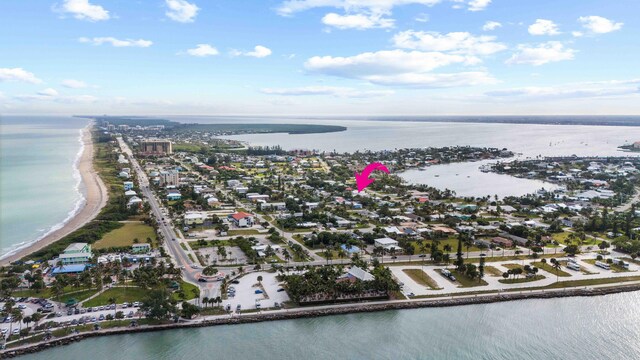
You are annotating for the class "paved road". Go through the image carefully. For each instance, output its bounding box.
[116,138,201,287]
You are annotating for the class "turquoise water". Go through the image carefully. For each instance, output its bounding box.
[20,291,640,359]
[0,116,88,258]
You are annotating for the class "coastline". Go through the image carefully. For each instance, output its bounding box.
[0,123,108,266]
[3,282,640,358]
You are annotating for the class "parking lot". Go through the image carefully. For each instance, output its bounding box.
[223,271,289,312]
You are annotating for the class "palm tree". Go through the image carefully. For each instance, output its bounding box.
[22,316,32,339]
[11,308,23,339]
[202,296,209,308]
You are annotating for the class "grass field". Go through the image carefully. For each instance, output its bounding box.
[484,266,504,277]
[402,269,441,289]
[451,270,488,287]
[83,286,148,307]
[94,222,156,249]
[533,261,571,277]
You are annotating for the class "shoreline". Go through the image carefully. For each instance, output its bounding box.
[3,282,640,357]
[0,123,108,266]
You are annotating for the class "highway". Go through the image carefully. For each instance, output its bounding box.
[116,138,219,300]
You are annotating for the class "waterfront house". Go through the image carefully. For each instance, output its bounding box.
[123,181,134,191]
[59,243,92,265]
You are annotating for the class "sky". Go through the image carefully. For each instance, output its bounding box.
[0,0,639,116]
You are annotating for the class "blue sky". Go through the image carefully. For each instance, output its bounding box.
[0,0,638,115]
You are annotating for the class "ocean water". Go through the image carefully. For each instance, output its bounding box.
[20,291,640,360]
[0,116,88,259]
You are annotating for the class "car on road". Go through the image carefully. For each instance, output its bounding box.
[198,278,207,282]
[231,280,240,284]
[277,288,285,292]
[418,254,427,258]
[254,289,263,294]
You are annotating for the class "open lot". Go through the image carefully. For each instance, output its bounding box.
[94,222,156,249]
[223,271,289,312]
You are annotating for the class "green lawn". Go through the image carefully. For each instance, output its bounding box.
[483,266,504,277]
[14,286,97,302]
[94,222,156,249]
[450,270,488,287]
[403,269,441,289]
[83,287,148,307]
[532,261,571,277]
[172,281,200,301]
[499,275,545,284]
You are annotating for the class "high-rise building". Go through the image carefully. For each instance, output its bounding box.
[141,139,173,155]
[159,170,180,187]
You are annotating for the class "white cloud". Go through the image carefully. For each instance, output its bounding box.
[62,79,88,88]
[57,0,110,21]
[0,68,42,84]
[37,88,59,97]
[277,0,441,16]
[231,45,272,58]
[261,86,394,98]
[392,30,507,56]
[185,44,219,57]
[482,21,501,31]
[528,19,560,35]
[165,0,199,23]
[415,13,429,23]
[79,37,153,47]
[304,49,496,87]
[468,0,490,11]
[506,42,575,66]
[485,79,640,100]
[322,12,394,29]
[572,31,583,37]
[578,15,623,34]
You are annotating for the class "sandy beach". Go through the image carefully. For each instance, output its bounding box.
[0,123,108,266]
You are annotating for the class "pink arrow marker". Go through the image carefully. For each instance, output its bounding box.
[355,162,390,192]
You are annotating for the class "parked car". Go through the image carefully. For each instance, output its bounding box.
[231,280,240,284]
[254,289,263,294]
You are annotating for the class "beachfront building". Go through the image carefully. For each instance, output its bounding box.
[59,243,92,265]
[140,139,173,155]
[229,212,254,228]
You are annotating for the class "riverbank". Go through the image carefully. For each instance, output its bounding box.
[0,124,108,266]
[4,281,640,358]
